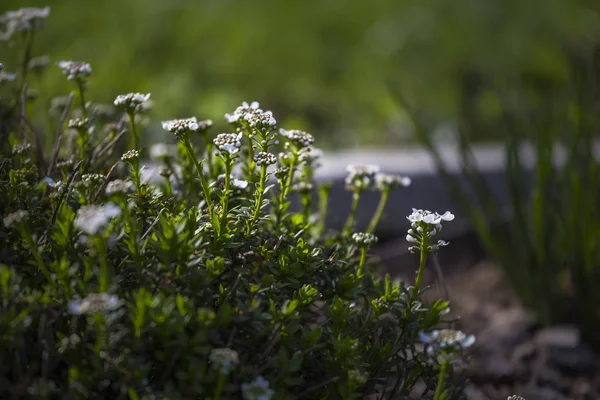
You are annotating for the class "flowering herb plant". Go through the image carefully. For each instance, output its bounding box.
[0,7,474,399]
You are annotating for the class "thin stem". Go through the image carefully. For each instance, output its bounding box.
[246,140,255,181]
[343,191,361,235]
[367,190,390,234]
[77,80,88,119]
[247,164,268,236]
[220,157,232,237]
[413,236,429,299]
[213,373,225,400]
[127,112,139,150]
[276,154,298,227]
[97,236,110,292]
[316,183,331,236]
[433,359,448,400]
[357,248,367,278]
[183,139,213,219]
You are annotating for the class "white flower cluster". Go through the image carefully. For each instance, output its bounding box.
[352,232,378,246]
[406,209,454,249]
[73,203,121,235]
[12,142,31,155]
[105,179,135,195]
[225,101,276,133]
[292,181,313,193]
[241,376,274,400]
[375,173,411,192]
[419,329,475,367]
[0,70,16,83]
[299,147,323,168]
[68,117,89,131]
[121,150,139,162]
[57,61,92,81]
[161,117,200,139]
[507,397,527,400]
[1,7,50,35]
[254,151,277,166]
[3,210,29,228]
[345,164,380,191]
[114,93,151,114]
[67,293,121,315]
[56,159,73,169]
[280,129,315,148]
[209,348,240,375]
[210,175,249,189]
[81,173,105,188]
[214,133,243,155]
[49,180,66,199]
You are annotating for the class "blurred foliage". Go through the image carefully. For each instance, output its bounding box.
[400,40,600,350]
[2,0,600,147]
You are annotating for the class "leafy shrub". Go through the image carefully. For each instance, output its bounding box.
[399,41,600,350]
[0,7,473,399]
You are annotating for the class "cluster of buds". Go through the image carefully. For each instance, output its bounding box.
[418,329,475,366]
[209,348,240,375]
[49,180,66,200]
[274,167,289,181]
[241,376,274,400]
[280,129,315,149]
[508,396,527,400]
[121,150,139,163]
[67,293,121,315]
[352,232,378,247]
[161,117,199,140]
[225,101,277,134]
[213,133,243,156]
[105,179,135,195]
[406,209,454,252]
[114,93,151,114]
[225,101,261,124]
[254,151,277,166]
[3,210,29,228]
[57,61,92,82]
[68,117,89,132]
[345,164,380,192]
[73,203,121,235]
[375,173,411,192]
[12,142,32,155]
[81,173,105,188]
[1,7,50,38]
[56,158,74,170]
[292,181,313,194]
[299,147,323,169]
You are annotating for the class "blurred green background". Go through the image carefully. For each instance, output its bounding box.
[2,0,599,148]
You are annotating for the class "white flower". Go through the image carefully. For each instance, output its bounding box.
[232,179,249,189]
[507,396,527,400]
[244,110,277,129]
[161,117,200,139]
[12,142,31,155]
[209,348,239,375]
[73,203,121,235]
[214,133,243,155]
[3,210,29,228]
[292,182,313,193]
[105,179,135,195]
[1,7,50,34]
[406,234,417,243]
[225,101,262,125]
[121,150,139,162]
[345,164,380,191]
[439,211,455,221]
[279,129,315,148]
[418,329,476,350]
[114,93,151,114]
[81,173,105,188]
[352,232,378,246]
[241,376,274,400]
[375,173,411,191]
[254,151,277,166]
[299,147,323,168]
[57,61,92,81]
[0,71,17,83]
[67,293,121,315]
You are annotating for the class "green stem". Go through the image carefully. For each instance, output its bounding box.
[343,191,361,235]
[433,359,448,400]
[77,80,88,119]
[276,154,298,227]
[183,139,213,219]
[21,226,52,283]
[97,236,110,292]
[367,190,389,234]
[213,373,226,400]
[301,190,312,224]
[247,164,268,236]
[357,248,367,278]
[246,139,255,181]
[130,158,143,199]
[413,235,429,299]
[220,158,232,237]
[127,112,139,150]
[316,183,331,236]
